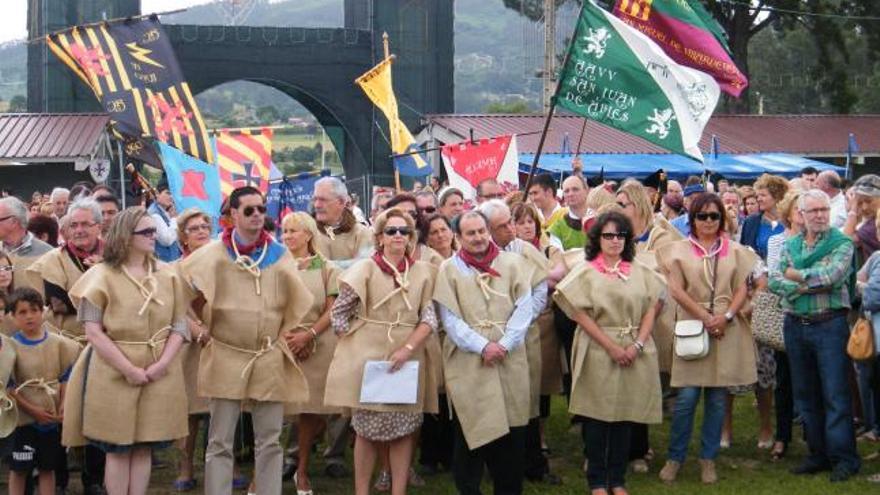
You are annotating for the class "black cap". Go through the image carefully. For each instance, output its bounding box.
[156,172,170,193]
[641,169,665,189]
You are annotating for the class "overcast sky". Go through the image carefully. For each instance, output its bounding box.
[0,0,217,44]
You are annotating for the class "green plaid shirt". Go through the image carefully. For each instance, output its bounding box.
[768,230,854,317]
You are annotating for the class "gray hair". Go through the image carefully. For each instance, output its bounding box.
[0,197,28,227]
[315,177,348,200]
[50,187,70,202]
[67,197,103,224]
[453,210,488,235]
[371,191,392,212]
[797,189,830,210]
[478,199,510,221]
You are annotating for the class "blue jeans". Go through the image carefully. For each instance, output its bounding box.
[783,314,860,472]
[666,387,726,462]
[855,357,880,435]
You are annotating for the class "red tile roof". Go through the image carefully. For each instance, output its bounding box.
[0,113,110,163]
[422,114,880,156]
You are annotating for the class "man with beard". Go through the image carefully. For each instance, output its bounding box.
[312,177,372,270]
[434,210,534,494]
[29,197,106,495]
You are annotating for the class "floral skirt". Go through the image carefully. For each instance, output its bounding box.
[728,344,776,394]
[351,410,423,442]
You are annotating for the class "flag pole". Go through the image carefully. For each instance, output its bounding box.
[523,3,582,194]
[383,32,402,193]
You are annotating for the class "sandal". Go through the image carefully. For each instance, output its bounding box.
[867,473,880,483]
[770,442,787,461]
[172,478,197,492]
[374,470,391,492]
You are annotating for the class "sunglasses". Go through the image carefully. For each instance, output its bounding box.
[600,232,628,240]
[132,227,158,237]
[383,226,412,237]
[695,212,722,222]
[419,206,437,214]
[616,201,633,209]
[242,205,267,217]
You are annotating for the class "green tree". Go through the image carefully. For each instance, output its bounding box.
[256,105,281,124]
[484,100,532,113]
[8,95,25,112]
[291,145,317,164]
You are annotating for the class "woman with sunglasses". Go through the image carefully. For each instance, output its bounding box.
[656,194,757,485]
[170,208,215,492]
[324,208,439,495]
[553,211,664,495]
[64,207,189,495]
[280,211,341,495]
[386,193,443,268]
[0,250,16,334]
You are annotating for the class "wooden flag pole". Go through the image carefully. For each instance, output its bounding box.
[383,32,403,193]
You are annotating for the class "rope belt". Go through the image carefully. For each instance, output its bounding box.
[210,335,306,384]
[604,322,638,344]
[113,327,171,362]
[471,319,508,336]
[0,392,14,414]
[14,378,59,397]
[475,272,510,302]
[356,314,417,344]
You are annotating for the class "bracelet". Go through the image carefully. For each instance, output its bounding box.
[404,343,415,352]
[308,328,318,339]
[633,341,645,353]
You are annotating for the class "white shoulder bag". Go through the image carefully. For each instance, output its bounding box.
[674,252,718,361]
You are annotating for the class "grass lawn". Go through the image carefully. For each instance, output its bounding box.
[125,395,877,494]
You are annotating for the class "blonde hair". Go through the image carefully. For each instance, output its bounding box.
[281,211,322,257]
[103,207,155,269]
[777,191,802,229]
[177,208,212,254]
[373,207,416,255]
[617,181,654,226]
[586,186,615,212]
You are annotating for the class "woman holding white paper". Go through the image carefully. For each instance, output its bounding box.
[324,208,439,495]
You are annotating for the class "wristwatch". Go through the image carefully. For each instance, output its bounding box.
[724,311,735,322]
[633,340,645,354]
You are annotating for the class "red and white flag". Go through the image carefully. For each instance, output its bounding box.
[441,134,519,201]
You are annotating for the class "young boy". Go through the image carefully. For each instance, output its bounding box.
[6,288,79,495]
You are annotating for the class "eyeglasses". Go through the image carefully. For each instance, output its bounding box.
[69,221,97,230]
[802,207,830,216]
[600,232,628,240]
[419,207,437,215]
[480,193,504,200]
[242,205,267,217]
[694,212,722,222]
[0,265,12,272]
[383,226,412,237]
[132,227,158,237]
[616,201,633,209]
[185,224,212,233]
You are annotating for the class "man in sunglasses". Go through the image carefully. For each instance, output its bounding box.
[0,197,53,293]
[415,190,438,217]
[312,177,373,271]
[479,200,560,486]
[434,210,535,495]
[179,186,314,495]
[28,197,106,494]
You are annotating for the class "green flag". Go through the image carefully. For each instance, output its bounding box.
[556,1,720,161]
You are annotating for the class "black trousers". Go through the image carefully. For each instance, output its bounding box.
[628,423,649,460]
[524,417,549,479]
[582,418,632,490]
[775,350,795,444]
[420,394,454,469]
[453,418,526,495]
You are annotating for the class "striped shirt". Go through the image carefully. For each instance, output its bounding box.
[768,230,853,317]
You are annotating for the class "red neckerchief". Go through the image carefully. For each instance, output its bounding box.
[529,236,541,250]
[64,239,103,263]
[371,251,414,287]
[459,241,502,277]
[221,228,271,257]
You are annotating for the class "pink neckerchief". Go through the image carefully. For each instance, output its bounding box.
[688,235,730,259]
[590,255,631,281]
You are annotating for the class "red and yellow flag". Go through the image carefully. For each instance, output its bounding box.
[215,128,274,198]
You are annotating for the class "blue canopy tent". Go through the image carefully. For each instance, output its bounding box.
[518,152,845,181]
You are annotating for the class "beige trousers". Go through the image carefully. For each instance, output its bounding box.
[205,399,284,495]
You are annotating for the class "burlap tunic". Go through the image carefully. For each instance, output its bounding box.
[434,252,532,449]
[285,257,341,416]
[178,240,314,403]
[171,261,209,416]
[657,238,758,388]
[553,261,664,424]
[539,244,564,395]
[28,247,89,342]
[63,263,188,447]
[324,259,439,414]
[0,334,17,434]
[313,223,373,264]
[11,329,79,426]
[635,221,683,373]
[504,240,547,418]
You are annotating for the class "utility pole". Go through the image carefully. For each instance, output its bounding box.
[542,0,556,115]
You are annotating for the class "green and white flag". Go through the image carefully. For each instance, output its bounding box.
[556,0,720,161]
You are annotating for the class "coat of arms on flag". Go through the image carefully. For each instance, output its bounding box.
[46,16,213,166]
[215,128,275,198]
[441,135,520,201]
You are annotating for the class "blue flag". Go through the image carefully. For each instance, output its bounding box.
[266,170,332,228]
[158,141,223,220]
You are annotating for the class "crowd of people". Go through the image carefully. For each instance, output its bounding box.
[0,164,878,495]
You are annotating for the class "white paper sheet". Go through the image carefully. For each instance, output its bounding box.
[359,360,420,405]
